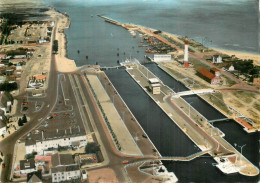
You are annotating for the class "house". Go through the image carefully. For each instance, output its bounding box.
[34,155,52,174]
[13,55,27,59]
[212,55,222,63]
[25,128,87,155]
[210,68,220,77]
[228,65,235,71]
[81,169,88,181]
[0,109,7,136]
[34,75,46,81]
[27,171,42,183]
[38,39,47,44]
[0,92,12,115]
[20,159,36,175]
[197,68,221,85]
[51,153,81,182]
[253,78,260,85]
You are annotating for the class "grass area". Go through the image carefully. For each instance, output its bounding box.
[253,102,260,112]
[222,75,236,87]
[160,65,185,80]
[160,63,209,89]
[231,99,243,108]
[189,58,210,70]
[202,93,233,116]
[247,109,259,124]
[232,91,256,104]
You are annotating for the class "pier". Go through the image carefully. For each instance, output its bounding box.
[97,15,122,26]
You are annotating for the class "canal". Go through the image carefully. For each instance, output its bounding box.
[145,63,227,121]
[106,69,259,183]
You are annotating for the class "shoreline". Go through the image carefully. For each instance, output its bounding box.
[48,8,78,73]
[56,14,259,69]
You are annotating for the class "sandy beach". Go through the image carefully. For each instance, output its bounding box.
[47,9,78,73]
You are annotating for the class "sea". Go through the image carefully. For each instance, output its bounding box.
[39,0,259,182]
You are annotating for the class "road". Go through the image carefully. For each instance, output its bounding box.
[0,20,59,182]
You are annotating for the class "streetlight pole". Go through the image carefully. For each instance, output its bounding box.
[122,111,125,123]
[188,102,193,118]
[135,132,139,142]
[238,144,246,164]
[112,94,116,105]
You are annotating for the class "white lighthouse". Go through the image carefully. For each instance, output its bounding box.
[184,37,189,67]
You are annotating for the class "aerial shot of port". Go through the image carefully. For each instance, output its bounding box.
[0,0,259,182]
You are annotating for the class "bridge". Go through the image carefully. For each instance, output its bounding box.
[171,89,214,98]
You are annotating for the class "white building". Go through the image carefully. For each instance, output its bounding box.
[153,54,172,62]
[51,153,81,182]
[213,55,223,63]
[25,129,87,155]
[148,78,161,95]
[13,55,27,59]
[228,65,235,71]
[0,92,12,115]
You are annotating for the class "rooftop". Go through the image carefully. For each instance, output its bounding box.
[149,78,160,84]
[51,165,80,173]
[20,159,35,170]
[52,153,75,167]
[197,68,215,80]
[25,127,85,146]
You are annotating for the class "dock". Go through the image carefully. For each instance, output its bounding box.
[124,60,259,176]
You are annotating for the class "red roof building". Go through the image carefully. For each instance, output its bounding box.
[197,68,221,85]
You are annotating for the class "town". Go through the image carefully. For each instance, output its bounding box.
[0,1,259,183]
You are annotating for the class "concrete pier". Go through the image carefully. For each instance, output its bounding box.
[125,61,259,176]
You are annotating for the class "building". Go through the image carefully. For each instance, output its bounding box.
[81,169,88,181]
[27,172,42,183]
[51,153,81,182]
[153,54,172,62]
[210,68,220,76]
[20,159,36,175]
[197,68,221,85]
[184,37,189,67]
[0,109,7,136]
[13,55,27,59]
[148,78,161,95]
[25,128,87,155]
[212,55,222,63]
[253,78,260,85]
[228,65,235,71]
[34,75,46,81]
[0,92,12,115]
[75,154,98,165]
[34,155,52,174]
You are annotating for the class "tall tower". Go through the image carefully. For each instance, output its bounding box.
[184,37,189,67]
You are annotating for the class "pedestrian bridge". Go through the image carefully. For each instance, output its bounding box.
[172,89,214,98]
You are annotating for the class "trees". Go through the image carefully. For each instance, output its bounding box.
[22,114,27,124]
[0,82,18,92]
[85,142,100,154]
[18,118,23,126]
[53,40,58,53]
